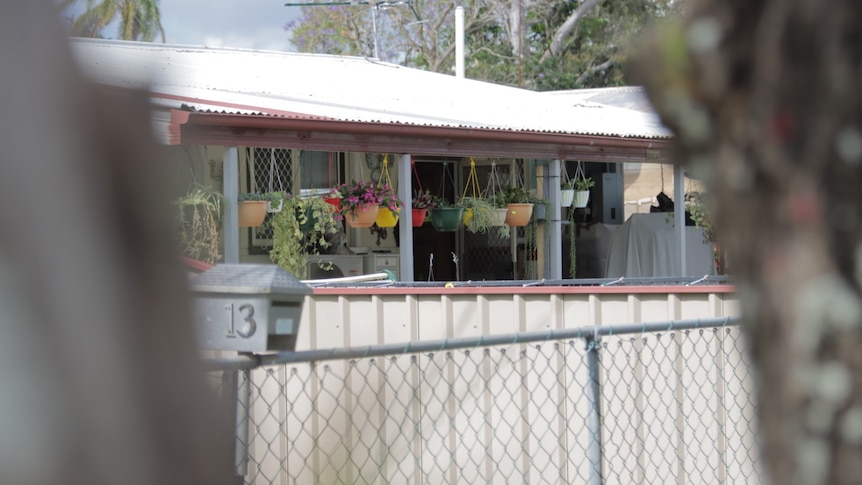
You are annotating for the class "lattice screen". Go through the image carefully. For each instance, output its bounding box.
[246,148,294,244]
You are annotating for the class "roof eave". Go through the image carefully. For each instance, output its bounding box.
[174,112,673,162]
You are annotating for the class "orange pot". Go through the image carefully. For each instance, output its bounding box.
[504,203,534,227]
[344,203,379,228]
[238,200,267,227]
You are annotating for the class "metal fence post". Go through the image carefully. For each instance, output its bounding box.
[585,335,603,485]
[235,367,251,477]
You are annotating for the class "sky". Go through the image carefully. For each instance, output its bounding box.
[160,1,300,52]
[64,1,302,52]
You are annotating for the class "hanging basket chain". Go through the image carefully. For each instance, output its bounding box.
[485,161,504,199]
[561,161,572,188]
[411,157,424,194]
[575,161,587,185]
[461,157,483,201]
[377,154,394,189]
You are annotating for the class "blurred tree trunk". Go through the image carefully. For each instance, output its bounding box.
[636,1,862,484]
[0,3,229,485]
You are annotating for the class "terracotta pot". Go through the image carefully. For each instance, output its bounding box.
[344,203,379,228]
[238,200,267,227]
[505,203,533,227]
[375,206,400,228]
[411,208,428,227]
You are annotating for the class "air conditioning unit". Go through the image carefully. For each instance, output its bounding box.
[306,255,364,279]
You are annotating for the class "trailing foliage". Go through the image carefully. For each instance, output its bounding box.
[173,184,222,264]
[269,196,339,279]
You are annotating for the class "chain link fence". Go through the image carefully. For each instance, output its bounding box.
[209,318,761,484]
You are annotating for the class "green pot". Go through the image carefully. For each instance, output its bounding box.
[429,207,464,232]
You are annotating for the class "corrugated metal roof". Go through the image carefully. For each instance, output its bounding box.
[69,38,671,140]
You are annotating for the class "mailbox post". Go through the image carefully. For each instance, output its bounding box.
[190,264,310,480]
[190,264,311,352]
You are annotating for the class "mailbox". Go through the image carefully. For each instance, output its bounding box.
[190,264,311,352]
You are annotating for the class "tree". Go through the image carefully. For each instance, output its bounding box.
[286,0,675,90]
[635,1,862,483]
[62,0,166,42]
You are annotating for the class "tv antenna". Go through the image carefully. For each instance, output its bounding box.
[284,0,422,59]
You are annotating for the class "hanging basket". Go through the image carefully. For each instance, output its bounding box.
[429,207,464,232]
[324,197,342,211]
[505,203,534,227]
[239,200,267,227]
[267,198,284,214]
[574,190,590,208]
[375,206,400,228]
[412,208,428,227]
[560,189,575,208]
[533,202,547,221]
[462,208,474,226]
[490,208,508,226]
[344,203,379,228]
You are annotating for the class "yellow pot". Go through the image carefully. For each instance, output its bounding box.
[375,206,400,228]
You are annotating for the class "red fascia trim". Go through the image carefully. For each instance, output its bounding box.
[310,285,736,296]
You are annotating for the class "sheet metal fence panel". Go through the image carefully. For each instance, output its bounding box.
[210,318,761,484]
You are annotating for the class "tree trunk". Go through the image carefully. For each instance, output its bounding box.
[636,1,862,484]
[540,0,604,62]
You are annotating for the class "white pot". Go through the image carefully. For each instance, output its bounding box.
[490,208,508,226]
[574,190,590,208]
[266,198,284,213]
[560,189,575,207]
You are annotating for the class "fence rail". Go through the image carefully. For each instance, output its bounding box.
[208,317,761,484]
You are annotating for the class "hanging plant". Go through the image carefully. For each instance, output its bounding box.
[269,195,339,278]
[429,162,465,232]
[329,179,382,228]
[373,154,403,228]
[411,189,437,226]
[174,184,223,265]
[560,162,575,207]
[573,162,595,208]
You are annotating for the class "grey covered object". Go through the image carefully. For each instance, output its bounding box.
[605,213,715,278]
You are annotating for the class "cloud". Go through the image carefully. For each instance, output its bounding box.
[160,0,299,51]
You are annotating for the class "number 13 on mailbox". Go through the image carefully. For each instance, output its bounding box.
[190,264,311,352]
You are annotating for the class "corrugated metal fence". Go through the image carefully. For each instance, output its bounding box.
[209,316,761,485]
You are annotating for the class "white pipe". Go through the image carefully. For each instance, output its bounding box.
[223,147,239,263]
[674,163,686,276]
[301,272,392,285]
[398,153,415,282]
[455,6,465,78]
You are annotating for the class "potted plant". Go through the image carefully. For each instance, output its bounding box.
[460,196,498,234]
[174,184,223,265]
[238,192,281,227]
[531,195,550,222]
[560,181,575,207]
[330,180,382,228]
[501,186,534,227]
[269,195,339,278]
[429,196,464,232]
[375,183,402,228]
[411,190,437,227]
[574,177,595,208]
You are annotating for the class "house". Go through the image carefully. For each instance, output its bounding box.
[70,37,706,282]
